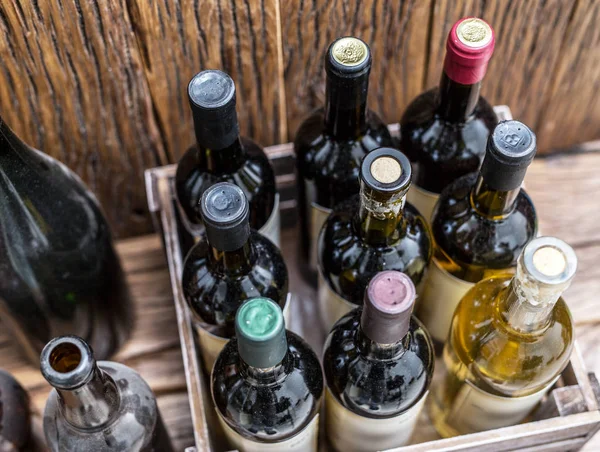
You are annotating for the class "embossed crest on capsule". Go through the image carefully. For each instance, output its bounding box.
[456,18,493,47]
[332,37,368,66]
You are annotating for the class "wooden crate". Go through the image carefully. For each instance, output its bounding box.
[144,106,600,452]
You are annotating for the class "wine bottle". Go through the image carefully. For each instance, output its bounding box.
[429,237,576,436]
[323,271,434,451]
[181,182,288,371]
[175,70,279,248]
[41,335,173,451]
[294,36,394,282]
[400,17,497,221]
[318,147,432,331]
[211,297,323,451]
[0,369,31,451]
[417,120,538,347]
[0,116,132,365]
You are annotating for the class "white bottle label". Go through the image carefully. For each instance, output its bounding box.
[447,377,559,435]
[318,271,358,332]
[195,295,292,372]
[407,184,439,223]
[216,411,319,452]
[259,194,281,248]
[309,202,332,271]
[417,258,475,343]
[325,387,426,452]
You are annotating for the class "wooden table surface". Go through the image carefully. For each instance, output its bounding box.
[1,151,600,451]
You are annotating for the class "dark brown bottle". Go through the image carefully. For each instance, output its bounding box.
[0,116,131,365]
[175,70,278,250]
[294,37,394,282]
[417,120,538,347]
[41,336,173,452]
[400,17,497,221]
[323,272,434,451]
[212,297,323,451]
[0,369,31,451]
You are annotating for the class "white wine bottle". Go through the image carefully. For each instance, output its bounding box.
[429,236,576,437]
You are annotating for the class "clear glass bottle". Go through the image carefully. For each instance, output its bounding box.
[41,335,173,452]
[175,70,278,250]
[211,297,323,451]
[323,271,434,452]
[417,120,538,347]
[318,147,432,331]
[400,17,497,221]
[181,182,288,371]
[429,236,576,437]
[0,115,132,365]
[294,36,394,282]
[0,369,31,451]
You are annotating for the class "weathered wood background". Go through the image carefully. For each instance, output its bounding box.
[0,0,598,237]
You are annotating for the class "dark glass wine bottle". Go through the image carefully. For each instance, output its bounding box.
[0,369,31,451]
[294,36,394,282]
[323,271,434,451]
[0,116,132,365]
[400,17,497,221]
[41,336,173,452]
[318,147,432,331]
[181,182,288,370]
[175,70,278,249]
[418,120,538,347]
[211,297,323,451]
[430,237,576,437]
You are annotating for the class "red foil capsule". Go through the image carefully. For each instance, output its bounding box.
[444,17,495,85]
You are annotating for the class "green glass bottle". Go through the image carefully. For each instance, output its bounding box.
[417,120,538,347]
[318,147,432,331]
[181,183,288,371]
[429,237,576,437]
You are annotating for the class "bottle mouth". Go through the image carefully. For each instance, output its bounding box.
[326,36,372,77]
[521,237,577,286]
[360,148,412,194]
[40,336,95,390]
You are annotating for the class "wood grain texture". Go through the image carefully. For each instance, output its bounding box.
[536,0,600,151]
[281,0,433,137]
[425,0,577,152]
[0,0,166,237]
[126,0,287,159]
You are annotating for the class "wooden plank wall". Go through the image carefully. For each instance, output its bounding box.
[0,0,598,237]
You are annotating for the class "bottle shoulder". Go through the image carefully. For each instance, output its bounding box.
[399,88,496,192]
[450,276,574,395]
[323,310,434,418]
[432,173,537,269]
[211,331,324,442]
[43,362,159,452]
[319,197,432,303]
[294,108,393,176]
[181,232,289,334]
[175,139,276,226]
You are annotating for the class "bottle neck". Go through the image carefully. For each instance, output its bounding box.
[355,184,407,246]
[324,73,369,140]
[209,240,254,276]
[500,272,565,334]
[196,136,246,174]
[56,365,120,429]
[470,175,520,219]
[239,353,288,385]
[437,71,481,122]
[356,326,406,360]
